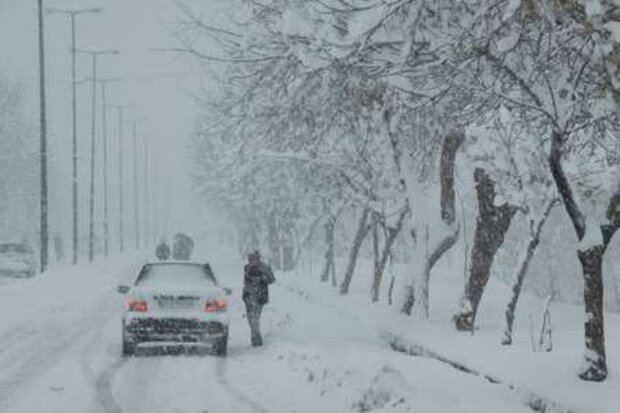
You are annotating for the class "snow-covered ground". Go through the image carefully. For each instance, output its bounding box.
[0,242,543,413]
[286,254,620,413]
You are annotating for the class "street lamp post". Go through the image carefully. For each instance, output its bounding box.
[47,7,101,265]
[96,79,122,257]
[143,134,150,247]
[117,106,126,254]
[132,121,140,250]
[77,49,119,262]
[37,0,48,273]
[109,104,134,254]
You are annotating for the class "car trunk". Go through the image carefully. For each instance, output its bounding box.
[133,286,223,314]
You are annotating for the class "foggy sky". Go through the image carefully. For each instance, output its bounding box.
[0,0,214,242]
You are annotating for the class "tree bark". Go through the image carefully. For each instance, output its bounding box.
[454,168,517,331]
[502,199,558,345]
[370,212,381,300]
[440,130,464,225]
[330,256,337,287]
[412,130,464,317]
[371,207,407,302]
[416,225,460,318]
[578,244,607,381]
[340,207,371,295]
[267,210,281,270]
[320,216,336,283]
[388,273,396,306]
[548,129,620,381]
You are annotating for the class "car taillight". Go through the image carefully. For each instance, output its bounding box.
[127,299,148,312]
[204,299,227,313]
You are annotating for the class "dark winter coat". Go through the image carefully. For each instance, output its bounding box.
[243,261,275,305]
[155,242,171,261]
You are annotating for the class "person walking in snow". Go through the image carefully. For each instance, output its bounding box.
[242,250,275,346]
[155,239,171,261]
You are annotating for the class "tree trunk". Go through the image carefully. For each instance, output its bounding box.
[320,217,336,283]
[454,168,516,331]
[330,256,337,287]
[502,199,558,345]
[409,130,464,317]
[340,207,371,295]
[578,245,607,381]
[267,210,281,270]
[416,226,461,318]
[388,273,396,306]
[371,208,407,302]
[370,212,381,300]
[401,285,415,315]
[548,130,620,381]
[440,130,464,225]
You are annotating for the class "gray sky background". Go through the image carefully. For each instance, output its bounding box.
[0,0,218,242]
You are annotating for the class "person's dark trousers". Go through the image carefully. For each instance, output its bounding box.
[245,298,264,346]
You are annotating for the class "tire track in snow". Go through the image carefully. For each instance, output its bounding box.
[94,357,125,413]
[0,295,117,408]
[78,320,126,413]
[213,357,269,413]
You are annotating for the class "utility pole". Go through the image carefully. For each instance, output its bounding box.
[102,82,109,256]
[78,49,119,262]
[37,0,48,273]
[110,104,134,254]
[143,135,149,247]
[47,7,101,265]
[97,79,121,257]
[132,121,140,250]
[118,106,126,254]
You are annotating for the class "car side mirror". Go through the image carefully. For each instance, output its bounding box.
[117,285,130,295]
[223,287,232,296]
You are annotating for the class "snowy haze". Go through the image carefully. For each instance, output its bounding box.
[0,0,209,241]
[0,1,619,412]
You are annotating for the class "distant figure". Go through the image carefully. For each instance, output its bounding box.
[155,239,171,261]
[172,233,194,261]
[242,250,275,346]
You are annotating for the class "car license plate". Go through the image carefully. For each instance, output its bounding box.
[156,295,199,309]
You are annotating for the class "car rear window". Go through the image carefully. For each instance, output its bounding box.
[136,263,217,287]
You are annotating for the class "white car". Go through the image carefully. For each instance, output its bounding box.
[118,262,231,356]
[0,242,36,278]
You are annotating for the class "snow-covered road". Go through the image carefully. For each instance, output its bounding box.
[0,252,534,413]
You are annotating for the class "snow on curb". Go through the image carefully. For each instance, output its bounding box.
[381,331,579,413]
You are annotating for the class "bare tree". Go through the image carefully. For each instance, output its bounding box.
[340,207,372,295]
[502,198,559,345]
[454,168,517,330]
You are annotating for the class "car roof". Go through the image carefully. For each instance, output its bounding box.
[143,261,209,267]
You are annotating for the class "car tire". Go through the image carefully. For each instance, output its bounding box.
[213,335,228,357]
[122,340,135,356]
[122,323,135,356]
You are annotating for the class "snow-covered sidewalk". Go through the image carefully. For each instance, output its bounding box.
[277,264,619,413]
